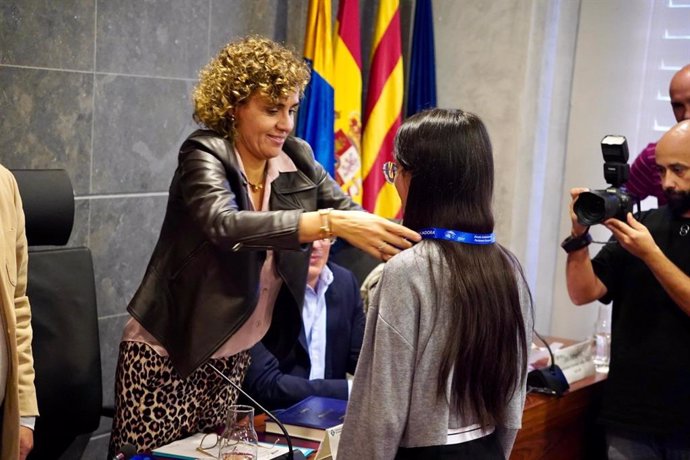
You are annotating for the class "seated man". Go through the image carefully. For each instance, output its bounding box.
[243,238,365,410]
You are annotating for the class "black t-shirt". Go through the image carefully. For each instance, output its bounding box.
[591,207,690,434]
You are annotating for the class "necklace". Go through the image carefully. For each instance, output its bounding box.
[246,169,266,193]
[680,224,690,236]
[246,180,264,193]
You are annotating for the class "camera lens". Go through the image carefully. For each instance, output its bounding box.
[574,189,633,225]
[574,192,606,226]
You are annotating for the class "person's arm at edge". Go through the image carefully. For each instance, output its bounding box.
[566,246,608,305]
[11,174,38,460]
[243,342,348,410]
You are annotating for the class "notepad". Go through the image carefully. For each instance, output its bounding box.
[153,432,313,460]
[265,396,347,442]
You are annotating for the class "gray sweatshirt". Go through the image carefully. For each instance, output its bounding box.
[338,243,533,459]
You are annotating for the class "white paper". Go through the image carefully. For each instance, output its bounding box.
[553,339,593,371]
[528,342,563,370]
[561,361,596,384]
[153,432,298,460]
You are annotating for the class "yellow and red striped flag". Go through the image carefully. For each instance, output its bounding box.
[361,0,403,218]
[333,0,363,203]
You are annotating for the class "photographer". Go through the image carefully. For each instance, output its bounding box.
[564,121,690,458]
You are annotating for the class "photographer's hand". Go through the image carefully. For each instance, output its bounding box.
[604,212,659,260]
[606,212,690,317]
[569,188,590,236]
[565,187,607,305]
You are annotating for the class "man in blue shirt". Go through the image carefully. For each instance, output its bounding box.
[243,238,365,409]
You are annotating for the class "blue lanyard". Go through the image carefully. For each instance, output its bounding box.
[419,227,496,245]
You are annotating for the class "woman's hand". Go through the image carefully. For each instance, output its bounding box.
[330,210,421,260]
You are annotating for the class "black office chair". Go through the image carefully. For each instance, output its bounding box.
[329,238,380,286]
[12,170,104,460]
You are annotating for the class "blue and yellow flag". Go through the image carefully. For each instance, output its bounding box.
[333,0,362,203]
[296,0,335,175]
[406,0,437,116]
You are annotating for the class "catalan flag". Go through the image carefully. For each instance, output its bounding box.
[333,0,363,203]
[362,0,403,218]
[406,0,437,116]
[296,0,335,175]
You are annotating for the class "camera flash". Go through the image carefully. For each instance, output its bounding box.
[601,134,629,163]
[601,135,626,146]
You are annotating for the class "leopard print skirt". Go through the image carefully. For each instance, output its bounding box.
[108,341,250,455]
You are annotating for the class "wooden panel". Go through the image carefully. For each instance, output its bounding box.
[511,374,607,460]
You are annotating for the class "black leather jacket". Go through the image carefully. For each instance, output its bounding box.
[128,129,358,377]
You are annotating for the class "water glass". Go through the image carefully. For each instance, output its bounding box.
[593,303,611,374]
[218,404,259,460]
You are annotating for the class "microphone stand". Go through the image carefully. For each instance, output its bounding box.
[533,330,556,371]
[527,330,570,396]
[208,363,306,460]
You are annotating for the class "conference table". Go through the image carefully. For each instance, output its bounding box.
[257,368,607,460]
[510,371,607,459]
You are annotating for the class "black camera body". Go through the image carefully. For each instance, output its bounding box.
[574,135,635,226]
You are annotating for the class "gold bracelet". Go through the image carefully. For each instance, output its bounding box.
[318,208,333,240]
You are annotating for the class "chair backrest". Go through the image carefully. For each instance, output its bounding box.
[11,169,102,459]
[27,248,102,459]
[27,247,102,459]
[11,169,74,247]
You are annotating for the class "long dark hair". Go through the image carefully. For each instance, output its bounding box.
[395,108,530,427]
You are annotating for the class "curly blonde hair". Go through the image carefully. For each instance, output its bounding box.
[192,36,311,139]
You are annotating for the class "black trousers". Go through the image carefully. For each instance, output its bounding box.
[395,431,504,460]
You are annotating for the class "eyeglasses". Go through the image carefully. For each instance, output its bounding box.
[382,161,399,184]
[197,432,221,457]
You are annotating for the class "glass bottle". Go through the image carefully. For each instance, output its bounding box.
[218,404,259,460]
[593,303,611,374]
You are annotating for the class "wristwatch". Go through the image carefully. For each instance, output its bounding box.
[560,231,592,253]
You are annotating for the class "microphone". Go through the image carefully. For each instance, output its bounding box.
[526,330,570,396]
[208,363,306,460]
[111,443,137,460]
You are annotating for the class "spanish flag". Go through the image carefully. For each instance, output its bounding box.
[362,0,403,218]
[296,0,335,175]
[333,0,363,203]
